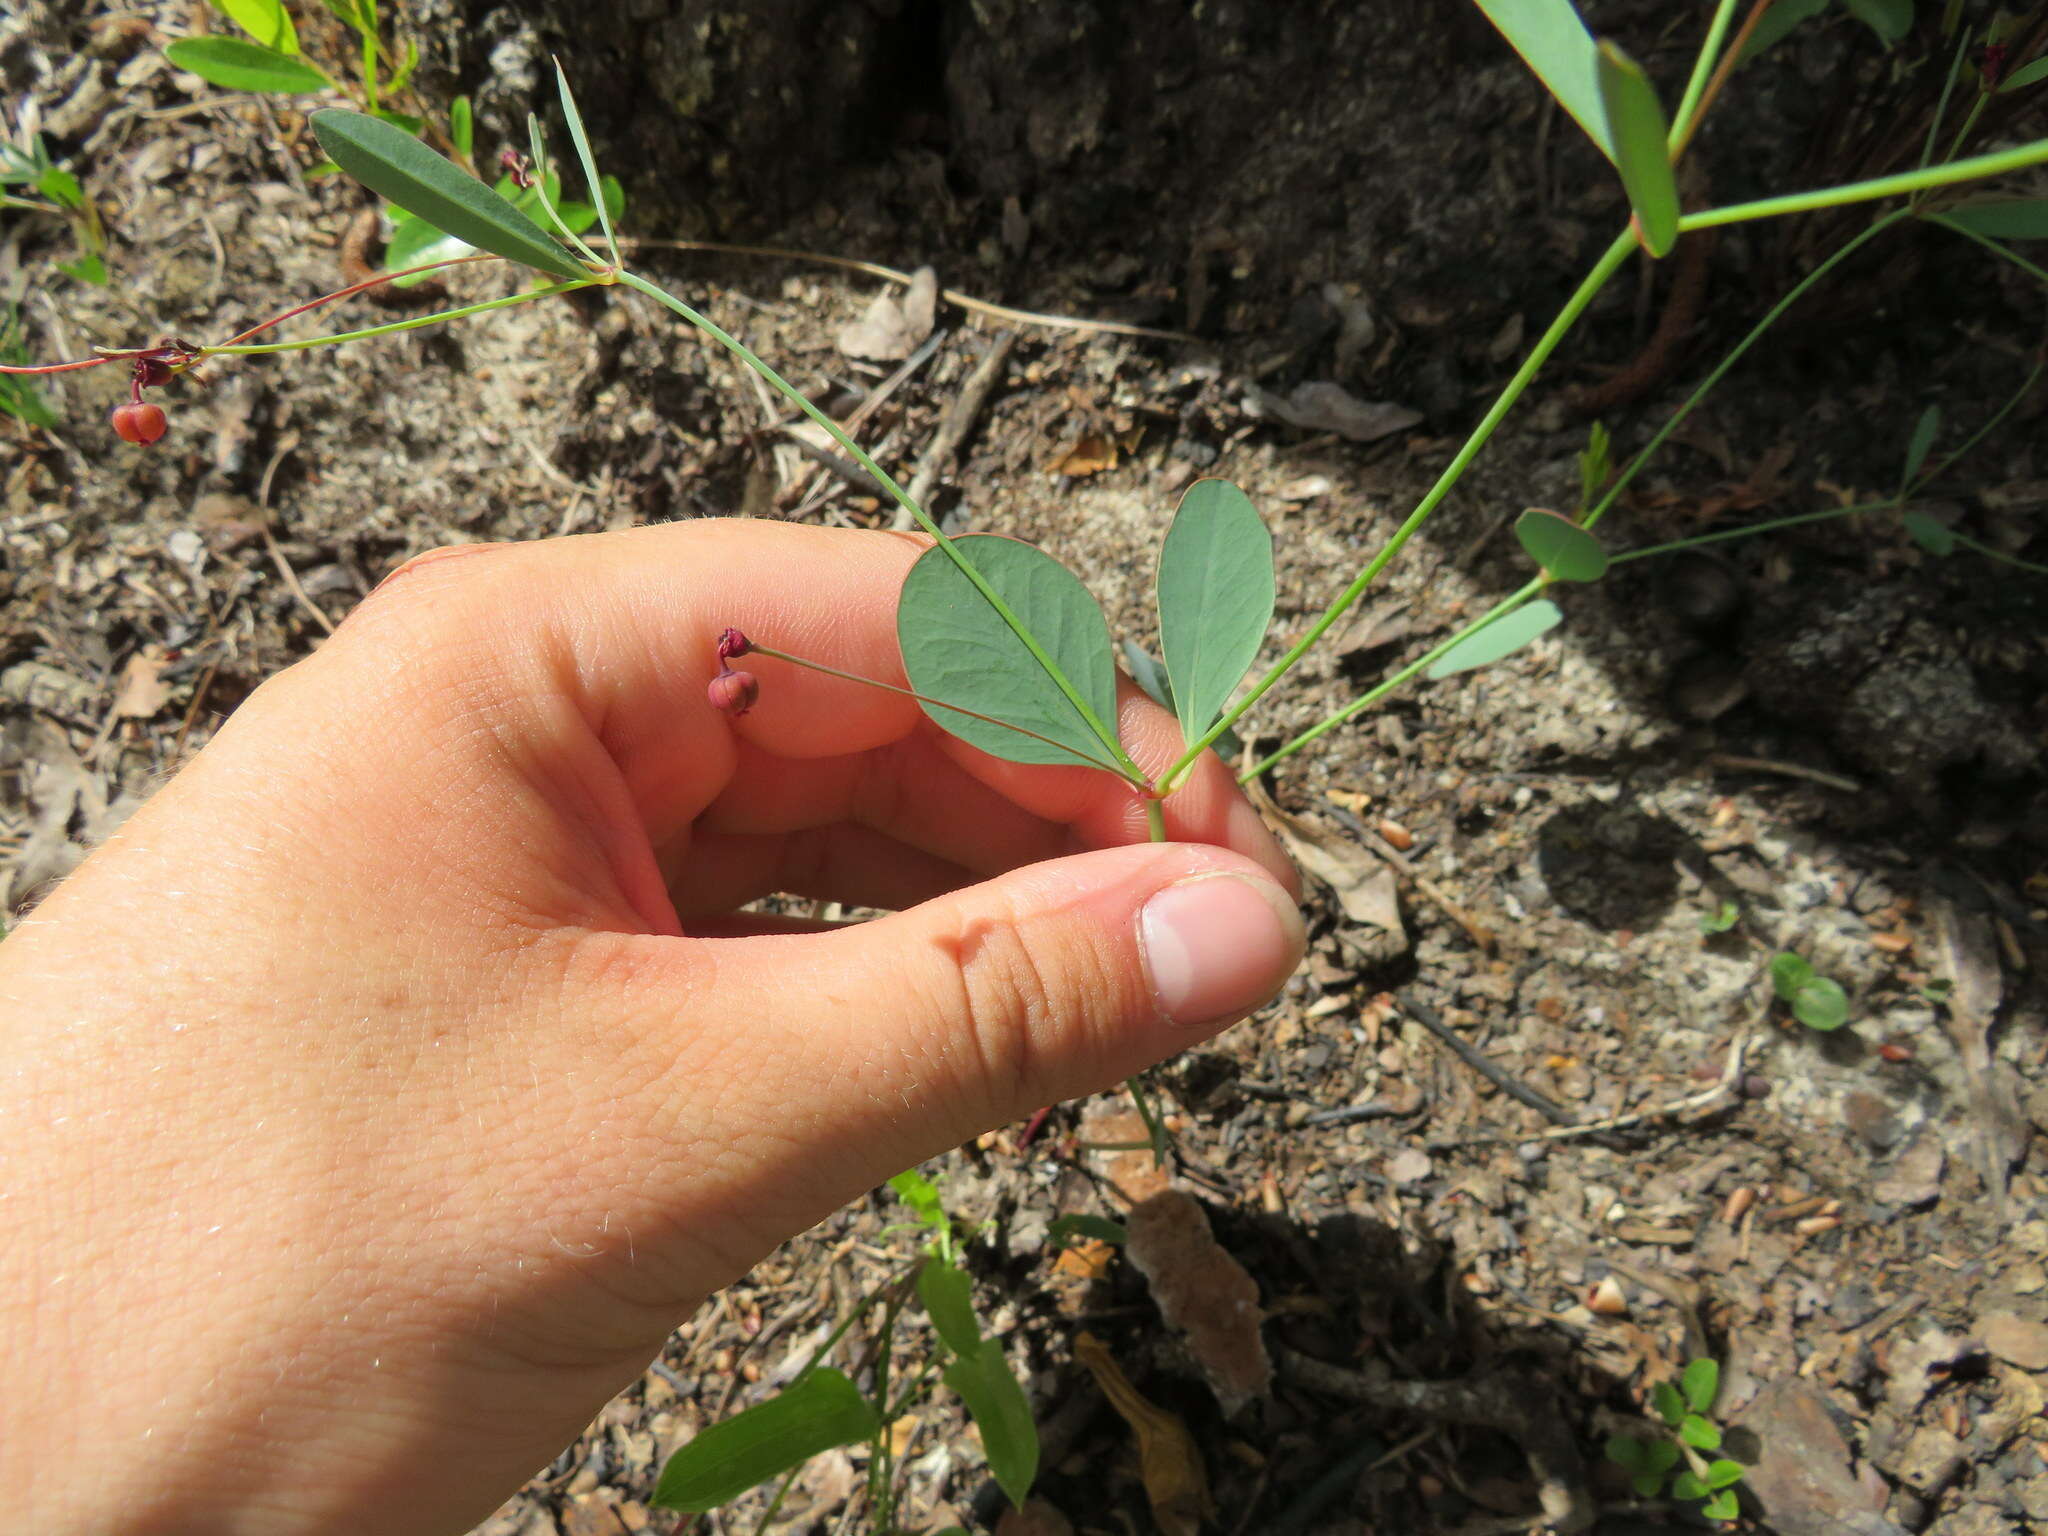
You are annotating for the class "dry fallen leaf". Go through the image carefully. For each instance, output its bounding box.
[1126,1188,1271,1415]
[1047,432,1120,476]
[1074,1331,1213,1536]
[1248,783,1407,949]
[835,266,939,360]
[112,646,171,720]
[1247,380,1421,442]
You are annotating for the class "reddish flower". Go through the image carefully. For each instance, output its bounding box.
[110,402,167,445]
[707,668,759,716]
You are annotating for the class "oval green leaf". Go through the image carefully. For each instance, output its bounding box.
[1597,40,1679,257]
[943,1343,1039,1510]
[1473,0,1613,159]
[1769,951,1815,1001]
[1157,478,1274,748]
[1673,1469,1708,1501]
[311,109,587,280]
[898,536,1121,771]
[1651,1380,1685,1427]
[207,0,298,53]
[1682,1357,1720,1414]
[1425,599,1562,680]
[449,95,475,164]
[382,212,475,286]
[2002,57,2048,93]
[1680,1413,1723,1450]
[1901,404,1940,487]
[918,1259,984,1359]
[1903,509,1956,557]
[1841,0,1911,45]
[1514,507,1609,582]
[1793,976,1850,1031]
[1703,1489,1740,1520]
[165,37,328,94]
[1942,199,2048,240]
[1706,1459,1746,1490]
[651,1367,880,1511]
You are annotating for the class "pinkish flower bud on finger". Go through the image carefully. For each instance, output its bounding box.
[715,627,753,661]
[707,667,759,716]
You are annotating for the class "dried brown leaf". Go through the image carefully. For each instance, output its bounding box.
[1125,1188,1271,1414]
[1073,1331,1212,1536]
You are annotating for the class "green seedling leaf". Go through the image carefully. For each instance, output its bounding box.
[1473,0,1613,159]
[207,0,299,53]
[305,158,344,178]
[555,201,601,235]
[1680,1413,1723,1450]
[1706,1459,1745,1490]
[1604,1434,1648,1471]
[1644,1440,1680,1475]
[2002,57,2048,92]
[388,39,420,95]
[651,1367,881,1511]
[382,212,475,285]
[1793,976,1850,1031]
[599,173,626,226]
[1769,950,1816,1001]
[1942,199,2048,239]
[888,1168,948,1233]
[1119,640,1243,763]
[314,0,367,31]
[1673,1469,1708,1500]
[943,1343,1039,1510]
[35,165,83,208]
[1631,1471,1666,1498]
[1577,418,1610,511]
[57,252,108,286]
[166,37,330,94]
[555,59,620,264]
[1904,510,1957,557]
[1902,404,1940,487]
[370,108,425,136]
[1703,1488,1740,1521]
[0,311,58,430]
[1738,0,1830,61]
[899,536,1122,772]
[1700,900,1740,934]
[1596,40,1679,257]
[1651,1380,1686,1428]
[1514,507,1609,582]
[1425,599,1562,679]
[1682,1358,1720,1414]
[450,96,474,163]
[1841,0,1912,45]
[1157,478,1274,749]
[314,110,587,280]
[1049,1214,1128,1248]
[918,1258,985,1359]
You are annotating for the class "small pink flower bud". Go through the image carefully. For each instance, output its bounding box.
[716,627,752,661]
[707,667,758,716]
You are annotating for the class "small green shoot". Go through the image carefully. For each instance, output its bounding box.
[1699,900,1740,935]
[1770,951,1851,1031]
[0,306,57,428]
[1606,1359,1744,1521]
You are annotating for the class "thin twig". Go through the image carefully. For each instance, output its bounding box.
[896,329,1017,528]
[1709,752,1861,793]
[1400,991,1577,1126]
[787,329,945,515]
[260,527,335,636]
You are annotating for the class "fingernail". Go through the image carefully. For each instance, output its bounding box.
[1140,872,1304,1028]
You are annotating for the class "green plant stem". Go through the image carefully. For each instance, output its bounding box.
[1124,1071,1169,1166]
[1919,27,1976,173]
[616,268,1144,785]
[1585,208,1913,531]
[745,642,1139,783]
[1952,529,2048,574]
[1680,137,2048,232]
[1924,213,2048,287]
[1919,358,2045,484]
[1940,84,1993,168]
[1607,502,1894,565]
[1160,226,1638,794]
[1669,0,1746,154]
[1238,579,1542,782]
[748,1465,804,1536]
[203,280,592,355]
[1144,798,1166,842]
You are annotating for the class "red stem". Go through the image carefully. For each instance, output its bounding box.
[213,253,505,348]
[0,356,111,375]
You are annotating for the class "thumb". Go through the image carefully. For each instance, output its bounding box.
[599,843,1303,1237]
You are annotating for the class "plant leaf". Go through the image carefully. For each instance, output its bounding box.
[555,58,620,263]
[165,37,329,94]
[898,536,1122,771]
[57,252,108,286]
[1673,1469,1708,1500]
[651,1367,880,1511]
[1596,39,1679,256]
[888,1168,948,1233]
[35,166,82,208]
[1769,950,1815,1001]
[370,107,425,136]
[1604,1434,1647,1470]
[449,95,474,163]
[1703,1489,1740,1520]
[1841,0,1912,45]
[1738,0,1831,62]
[207,0,298,53]
[1680,1413,1723,1450]
[1644,1439,1680,1474]
[312,109,588,280]
[1425,599,1562,679]
[1707,1459,1746,1490]
[918,1259,985,1359]
[1514,507,1609,582]
[2002,56,2048,92]
[1902,404,1940,486]
[382,213,475,285]
[943,1343,1039,1510]
[1794,976,1850,1031]
[1631,1471,1665,1498]
[1472,0,1613,159]
[1157,478,1274,749]
[1682,1358,1720,1414]
[1651,1380,1685,1428]
[1904,509,1956,556]
[1049,1213,1128,1247]
[1942,199,2048,239]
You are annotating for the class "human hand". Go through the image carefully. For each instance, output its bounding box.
[0,520,1301,1535]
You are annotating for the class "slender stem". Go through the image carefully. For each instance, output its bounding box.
[616,268,1144,784]
[1668,0,1751,162]
[1953,530,2048,574]
[748,1466,805,1536]
[1940,83,1993,168]
[1679,137,2048,232]
[0,355,111,375]
[1159,226,1638,793]
[1123,1072,1169,1166]
[214,253,505,348]
[1607,503,1893,565]
[1918,359,2044,485]
[1584,208,1912,531]
[1238,580,1542,783]
[1144,798,1165,842]
[1919,27,1976,173]
[746,642,1136,781]
[204,282,591,356]
[1924,213,2048,287]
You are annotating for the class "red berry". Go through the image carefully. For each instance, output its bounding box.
[707,668,758,716]
[111,402,167,445]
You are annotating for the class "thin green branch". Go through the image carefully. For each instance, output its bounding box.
[1920,27,1976,173]
[1953,529,2048,574]
[1669,0,1746,153]
[203,281,591,355]
[1680,138,2048,232]
[1924,213,2048,287]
